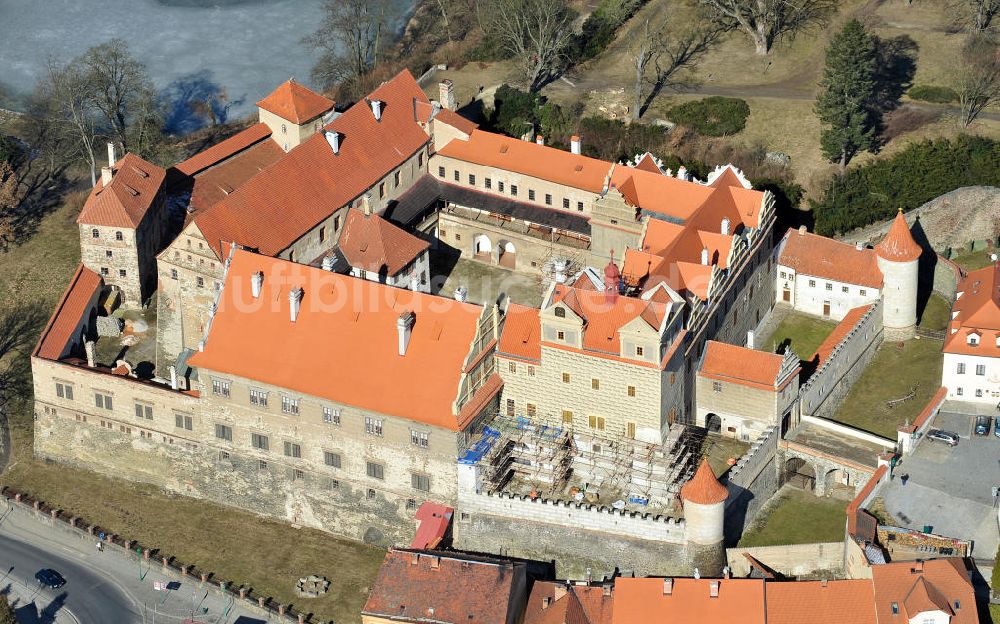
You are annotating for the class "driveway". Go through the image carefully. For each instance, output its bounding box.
[881,410,1000,563]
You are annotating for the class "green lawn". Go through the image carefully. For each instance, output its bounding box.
[737,488,846,547]
[832,338,944,438]
[765,313,838,358]
[918,293,951,332]
[989,603,1000,624]
[698,434,751,478]
[950,248,996,272]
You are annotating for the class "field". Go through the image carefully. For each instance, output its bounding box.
[737,487,847,547]
[762,312,838,359]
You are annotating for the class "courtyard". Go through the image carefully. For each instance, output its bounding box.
[430,248,546,308]
[737,486,848,548]
[756,306,837,358]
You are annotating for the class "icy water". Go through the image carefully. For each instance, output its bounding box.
[0,0,412,128]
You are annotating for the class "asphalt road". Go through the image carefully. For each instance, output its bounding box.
[0,530,141,623]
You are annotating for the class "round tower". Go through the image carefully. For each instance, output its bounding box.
[681,459,728,575]
[875,209,921,340]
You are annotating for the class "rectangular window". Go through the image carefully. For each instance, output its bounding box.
[563,198,570,209]
[506,398,515,417]
[508,361,517,373]
[527,366,535,377]
[562,372,570,383]
[635,346,644,356]
[438,166,445,177]
[779,271,786,279]
[411,473,430,492]
[366,461,385,480]
[577,201,584,211]
[258,460,268,471]
[101,267,109,276]
[498,181,505,193]
[367,488,376,500]
[588,415,606,431]
[544,193,552,206]
[365,416,383,436]
[976,364,986,375]
[485,178,492,189]
[842,286,849,293]
[468,174,476,185]
[453,170,460,182]
[322,406,341,425]
[957,387,964,396]
[134,403,153,420]
[379,182,385,198]
[106,250,113,258]
[119,269,127,278]
[251,433,269,451]
[211,379,230,398]
[215,423,233,441]
[591,378,600,390]
[170,268,178,280]
[957,363,966,374]
[526,403,536,417]
[174,413,193,430]
[394,171,401,187]
[324,451,341,468]
[95,393,113,410]
[55,382,73,400]
[825,282,832,291]
[281,395,300,415]
[528,189,535,201]
[713,381,722,393]
[510,184,518,196]
[283,441,302,458]
[628,385,637,397]
[411,430,429,448]
[808,279,816,287]
[562,410,573,424]
[249,388,268,408]
[860,289,867,296]
[627,422,636,439]
[319,226,326,243]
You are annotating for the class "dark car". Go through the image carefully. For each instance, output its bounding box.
[34,568,66,589]
[994,416,1000,439]
[975,416,991,436]
[926,429,960,446]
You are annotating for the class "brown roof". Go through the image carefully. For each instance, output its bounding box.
[77,153,166,228]
[34,264,102,360]
[766,580,876,624]
[524,582,614,624]
[876,210,922,262]
[256,79,334,124]
[338,208,430,276]
[872,559,976,624]
[778,228,883,289]
[699,340,790,391]
[195,69,431,259]
[680,458,729,505]
[173,123,272,176]
[362,548,525,623]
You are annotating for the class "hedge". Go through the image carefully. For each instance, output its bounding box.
[568,0,646,64]
[907,85,959,104]
[810,135,1000,235]
[667,97,751,137]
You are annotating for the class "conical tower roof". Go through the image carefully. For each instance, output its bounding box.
[680,458,729,505]
[876,210,922,262]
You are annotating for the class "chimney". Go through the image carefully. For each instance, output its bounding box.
[169,365,178,390]
[429,556,440,569]
[913,560,924,573]
[570,135,582,155]
[721,217,731,236]
[251,271,264,298]
[101,166,113,187]
[798,225,807,236]
[723,566,731,579]
[85,340,96,368]
[362,193,373,216]
[107,141,117,168]
[410,552,420,565]
[397,310,416,356]
[821,579,828,587]
[694,568,700,580]
[676,166,687,181]
[288,287,304,322]
[701,247,710,266]
[325,131,340,155]
[662,578,673,595]
[321,255,335,271]
[454,286,468,302]
[855,241,864,251]
[439,79,455,111]
[746,330,755,350]
[536,135,544,145]
[709,581,720,598]
[602,584,612,597]
[370,99,383,121]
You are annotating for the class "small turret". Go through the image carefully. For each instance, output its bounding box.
[681,459,727,576]
[876,209,920,340]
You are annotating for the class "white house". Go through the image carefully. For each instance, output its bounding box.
[942,262,1000,404]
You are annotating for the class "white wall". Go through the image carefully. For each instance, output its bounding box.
[776,265,880,321]
[942,352,1000,403]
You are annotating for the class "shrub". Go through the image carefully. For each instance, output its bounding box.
[810,135,1000,235]
[568,0,646,64]
[668,97,751,137]
[907,85,959,104]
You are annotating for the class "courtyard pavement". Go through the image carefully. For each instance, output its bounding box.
[881,410,1000,564]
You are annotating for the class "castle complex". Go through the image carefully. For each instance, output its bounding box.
[32,70,928,576]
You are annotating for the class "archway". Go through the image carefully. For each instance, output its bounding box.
[473,234,492,261]
[823,468,852,499]
[705,413,721,433]
[498,240,516,269]
[783,457,815,491]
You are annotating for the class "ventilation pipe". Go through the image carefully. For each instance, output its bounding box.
[370,99,383,121]
[570,135,581,155]
[701,247,710,266]
[289,287,304,322]
[251,271,264,298]
[721,217,731,236]
[397,310,416,355]
[662,578,673,595]
[536,135,544,145]
[325,131,340,155]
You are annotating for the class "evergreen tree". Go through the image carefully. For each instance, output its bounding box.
[815,19,879,168]
[0,594,17,624]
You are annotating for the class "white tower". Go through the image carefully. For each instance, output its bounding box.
[875,209,921,340]
[681,458,728,575]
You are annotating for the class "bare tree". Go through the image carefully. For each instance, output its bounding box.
[80,39,160,154]
[480,0,575,92]
[957,34,1000,126]
[37,60,101,186]
[304,0,390,91]
[630,19,722,120]
[0,162,17,247]
[697,0,838,55]
[950,0,1000,32]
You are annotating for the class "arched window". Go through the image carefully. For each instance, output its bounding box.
[554,307,566,318]
[281,124,287,134]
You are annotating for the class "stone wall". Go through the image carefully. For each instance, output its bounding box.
[724,427,779,543]
[726,542,845,579]
[800,300,883,420]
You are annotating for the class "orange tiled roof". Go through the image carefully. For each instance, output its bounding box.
[185,135,284,215]
[778,228,883,289]
[766,580,876,624]
[811,304,873,367]
[77,153,166,228]
[633,152,663,174]
[872,559,976,624]
[34,264,102,360]
[256,79,334,124]
[338,208,430,276]
[524,581,615,624]
[498,303,542,362]
[435,108,478,135]
[186,250,486,431]
[550,284,667,355]
[173,123,272,177]
[944,263,1000,357]
[680,458,729,504]
[195,69,431,259]
[612,577,765,624]
[699,341,791,391]
[876,210,922,262]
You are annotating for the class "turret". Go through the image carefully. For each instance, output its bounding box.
[681,459,727,575]
[876,209,921,340]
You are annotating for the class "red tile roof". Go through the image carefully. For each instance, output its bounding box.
[524,582,614,624]
[612,577,765,624]
[77,153,166,228]
[362,548,525,623]
[338,208,430,276]
[699,341,791,391]
[195,70,431,259]
[498,303,542,362]
[876,210,922,263]
[187,250,486,431]
[778,228,883,289]
[633,152,663,174]
[680,458,729,505]
[255,80,334,124]
[766,580,876,624]
[185,136,284,215]
[944,262,1000,357]
[550,284,667,356]
[34,264,102,360]
[871,559,976,624]
[811,304,873,366]
[410,503,453,550]
[173,123,272,177]
[435,108,478,135]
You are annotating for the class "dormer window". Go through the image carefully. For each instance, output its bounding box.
[557,330,565,340]
[968,334,979,345]
[554,307,566,318]
[635,346,644,356]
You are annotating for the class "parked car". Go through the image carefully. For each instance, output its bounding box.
[994,416,1000,439]
[974,416,991,436]
[34,568,66,589]
[926,429,960,446]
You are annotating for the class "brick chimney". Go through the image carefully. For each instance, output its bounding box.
[397,310,416,356]
[288,287,304,322]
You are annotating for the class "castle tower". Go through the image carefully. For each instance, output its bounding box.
[875,209,921,340]
[256,79,335,152]
[681,458,728,576]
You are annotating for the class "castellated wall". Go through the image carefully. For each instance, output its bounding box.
[454,489,689,578]
[800,300,883,420]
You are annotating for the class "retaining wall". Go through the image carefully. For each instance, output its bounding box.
[727,542,845,579]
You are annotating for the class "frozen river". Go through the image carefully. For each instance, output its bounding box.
[0,0,412,130]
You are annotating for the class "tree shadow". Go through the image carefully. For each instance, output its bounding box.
[874,34,918,118]
[158,70,244,135]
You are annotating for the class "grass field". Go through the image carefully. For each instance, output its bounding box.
[765,312,838,358]
[831,338,944,438]
[737,487,846,547]
[698,434,751,478]
[918,293,951,332]
[950,248,997,271]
